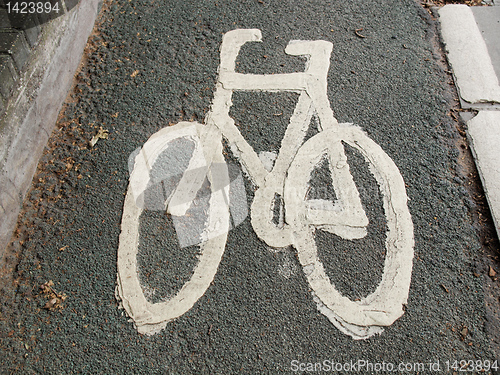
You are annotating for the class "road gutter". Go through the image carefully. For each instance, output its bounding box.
[0,0,102,259]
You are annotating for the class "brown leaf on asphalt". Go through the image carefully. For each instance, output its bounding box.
[40,280,54,294]
[89,127,109,147]
[44,298,58,309]
[460,326,468,340]
[489,266,497,278]
[40,281,67,311]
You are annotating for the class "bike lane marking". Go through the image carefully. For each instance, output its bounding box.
[117,29,414,340]
[3,1,495,371]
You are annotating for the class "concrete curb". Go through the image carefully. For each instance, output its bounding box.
[466,111,500,237]
[0,0,101,258]
[439,4,500,241]
[438,4,500,107]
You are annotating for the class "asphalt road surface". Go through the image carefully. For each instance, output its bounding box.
[1,0,499,373]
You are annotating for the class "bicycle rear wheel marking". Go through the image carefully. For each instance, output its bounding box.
[116,122,230,335]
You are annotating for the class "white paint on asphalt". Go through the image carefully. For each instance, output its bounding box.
[117,29,414,339]
[116,122,230,335]
[258,151,277,172]
[313,292,385,340]
[285,124,414,339]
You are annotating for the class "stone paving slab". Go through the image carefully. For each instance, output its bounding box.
[438,5,500,107]
[467,111,500,237]
[439,4,500,240]
[472,6,500,80]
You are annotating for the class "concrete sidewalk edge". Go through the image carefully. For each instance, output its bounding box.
[466,111,500,239]
[438,4,500,242]
[0,0,102,259]
[438,4,500,107]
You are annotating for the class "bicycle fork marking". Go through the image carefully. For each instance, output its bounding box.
[116,29,414,339]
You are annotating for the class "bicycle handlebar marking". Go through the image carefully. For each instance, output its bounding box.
[116,29,414,339]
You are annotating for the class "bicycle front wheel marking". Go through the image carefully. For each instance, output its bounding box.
[116,122,230,335]
[284,123,414,340]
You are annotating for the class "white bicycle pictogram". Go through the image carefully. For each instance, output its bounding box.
[116,29,414,339]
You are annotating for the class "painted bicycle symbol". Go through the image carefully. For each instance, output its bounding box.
[116,29,414,339]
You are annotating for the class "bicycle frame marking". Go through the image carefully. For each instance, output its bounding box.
[116,29,414,339]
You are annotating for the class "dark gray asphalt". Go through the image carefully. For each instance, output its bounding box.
[1,0,498,373]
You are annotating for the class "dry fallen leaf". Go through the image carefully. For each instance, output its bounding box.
[460,326,468,340]
[40,280,54,294]
[131,70,140,78]
[89,127,109,147]
[40,281,67,311]
[44,298,58,309]
[489,266,497,278]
